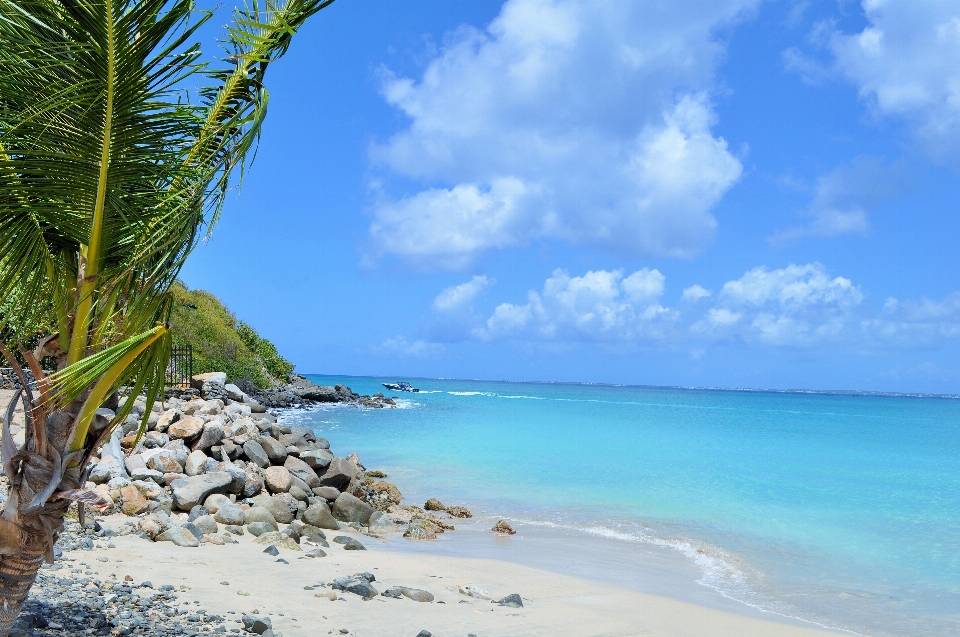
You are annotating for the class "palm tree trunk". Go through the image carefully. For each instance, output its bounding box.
[0,550,45,635]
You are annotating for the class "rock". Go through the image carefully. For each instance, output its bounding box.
[318,457,353,490]
[191,372,227,390]
[384,587,434,602]
[283,455,320,488]
[155,526,200,547]
[203,493,232,514]
[188,505,209,522]
[184,450,208,476]
[368,481,403,510]
[171,472,233,511]
[146,452,183,474]
[262,544,279,556]
[159,439,189,466]
[89,456,124,484]
[241,614,272,635]
[302,503,340,530]
[259,436,288,464]
[368,511,395,533]
[243,506,278,528]
[304,548,327,558]
[289,485,310,502]
[155,409,179,433]
[246,521,275,537]
[459,584,492,600]
[287,378,340,402]
[254,532,301,551]
[299,449,333,471]
[403,523,437,540]
[497,593,523,608]
[415,632,432,637]
[193,423,224,450]
[332,576,378,598]
[214,503,245,526]
[119,485,149,515]
[192,514,219,535]
[332,493,375,525]
[124,454,147,475]
[167,415,203,440]
[446,505,472,518]
[242,472,265,498]
[342,538,365,550]
[491,519,516,535]
[263,466,292,494]
[129,467,164,483]
[242,440,270,468]
[214,461,247,494]
[424,498,445,511]
[224,383,247,401]
[251,494,295,524]
[312,486,341,501]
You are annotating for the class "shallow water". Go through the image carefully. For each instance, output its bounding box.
[279,376,960,637]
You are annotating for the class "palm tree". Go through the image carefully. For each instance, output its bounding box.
[0,0,332,630]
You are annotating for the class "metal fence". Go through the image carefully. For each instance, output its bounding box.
[165,345,193,388]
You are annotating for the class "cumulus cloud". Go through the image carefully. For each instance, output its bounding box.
[789,1,960,156]
[368,0,755,267]
[682,284,712,302]
[863,293,960,348]
[478,267,673,341]
[770,156,904,243]
[433,275,496,312]
[693,263,863,347]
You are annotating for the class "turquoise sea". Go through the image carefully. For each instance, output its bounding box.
[280,376,960,636]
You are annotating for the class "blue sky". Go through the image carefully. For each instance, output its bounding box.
[180,0,960,393]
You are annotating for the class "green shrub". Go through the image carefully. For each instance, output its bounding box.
[168,282,292,388]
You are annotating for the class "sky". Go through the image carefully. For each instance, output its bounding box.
[180,0,960,393]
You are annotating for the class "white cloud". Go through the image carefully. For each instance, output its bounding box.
[803,1,960,156]
[682,284,712,302]
[433,275,496,312]
[694,263,863,347]
[479,267,673,341]
[771,156,903,243]
[374,336,444,358]
[863,293,960,347]
[369,0,755,267]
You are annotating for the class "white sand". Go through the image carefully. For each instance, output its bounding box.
[72,519,847,637]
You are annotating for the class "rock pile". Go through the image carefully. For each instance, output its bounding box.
[84,372,470,546]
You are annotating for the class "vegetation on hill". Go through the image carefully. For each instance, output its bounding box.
[169,283,294,388]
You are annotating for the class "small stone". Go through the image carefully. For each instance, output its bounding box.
[342,538,365,551]
[237,590,251,596]
[242,614,272,634]
[415,631,432,637]
[496,593,523,608]
[424,498,445,511]
[262,545,280,556]
[491,519,516,535]
[247,521,276,537]
[304,548,327,558]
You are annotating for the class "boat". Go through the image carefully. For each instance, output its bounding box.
[382,381,419,393]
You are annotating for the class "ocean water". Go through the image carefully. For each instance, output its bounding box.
[280,376,960,636]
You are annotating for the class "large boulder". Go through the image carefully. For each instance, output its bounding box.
[299,449,333,472]
[203,493,231,514]
[302,503,339,530]
[259,436,288,464]
[224,383,247,402]
[286,376,340,402]
[284,456,320,488]
[213,461,247,494]
[264,466,292,494]
[318,457,353,490]
[214,503,245,526]
[251,493,295,524]
[171,472,233,511]
[167,415,203,440]
[193,422,224,450]
[191,372,226,390]
[242,440,269,468]
[332,493,375,525]
[243,506,278,531]
[155,525,200,547]
[119,485,149,516]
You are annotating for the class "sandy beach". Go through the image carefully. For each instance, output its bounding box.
[63,514,846,637]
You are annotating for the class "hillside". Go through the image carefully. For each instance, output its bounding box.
[168,282,293,389]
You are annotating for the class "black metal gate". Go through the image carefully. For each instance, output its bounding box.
[166,345,193,388]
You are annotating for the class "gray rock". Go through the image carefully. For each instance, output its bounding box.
[89,456,124,484]
[283,455,320,488]
[333,576,378,599]
[251,493,295,524]
[243,440,270,468]
[192,514,219,535]
[243,505,278,529]
[224,383,247,402]
[155,526,200,547]
[203,493,232,514]
[304,548,327,558]
[289,485,310,502]
[188,505,209,522]
[194,422,224,450]
[332,492,375,525]
[382,587,434,602]
[262,545,279,556]
[299,448,334,471]
[318,457,353,490]
[416,631,432,637]
[312,486,341,500]
[302,503,340,530]
[496,593,523,608]
[129,467,164,483]
[368,511,395,533]
[259,436,288,464]
[124,454,147,474]
[184,450,207,476]
[214,503,245,526]
[247,522,276,537]
[214,461,247,494]
[342,538,365,550]
[171,472,233,511]
[241,614,272,635]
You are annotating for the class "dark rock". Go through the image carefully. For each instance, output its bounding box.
[284,455,321,488]
[496,593,523,608]
[171,472,233,511]
[259,436,288,464]
[242,614,272,634]
[333,493,375,525]
[243,440,270,468]
[262,545,280,556]
[319,458,355,491]
[332,576,378,599]
[312,486,341,500]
